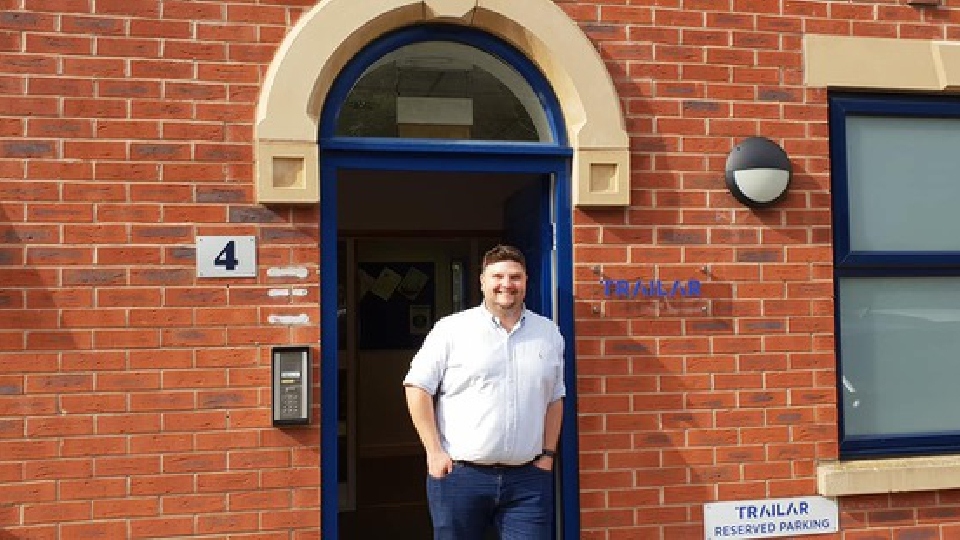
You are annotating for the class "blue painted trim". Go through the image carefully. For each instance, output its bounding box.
[325,151,568,174]
[553,163,581,540]
[831,92,960,118]
[320,151,580,536]
[319,158,339,540]
[320,24,568,146]
[828,97,851,265]
[321,138,572,156]
[841,433,960,459]
[831,92,960,459]
[838,253,960,269]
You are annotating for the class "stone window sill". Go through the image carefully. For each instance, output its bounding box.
[818,455,960,496]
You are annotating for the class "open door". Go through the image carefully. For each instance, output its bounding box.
[503,173,566,539]
[503,174,553,318]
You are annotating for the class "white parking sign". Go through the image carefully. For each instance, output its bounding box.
[704,496,838,539]
[196,236,257,278]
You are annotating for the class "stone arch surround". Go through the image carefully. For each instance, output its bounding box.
[255,0,630,206]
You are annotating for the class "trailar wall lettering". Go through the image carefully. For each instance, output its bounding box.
[601,279,702,298]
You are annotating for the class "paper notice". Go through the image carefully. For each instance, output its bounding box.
[372,267,402,300]
[397,266,429,300]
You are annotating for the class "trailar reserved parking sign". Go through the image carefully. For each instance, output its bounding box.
[704,496,838,539]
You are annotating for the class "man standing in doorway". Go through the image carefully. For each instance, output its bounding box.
[403,244,565,540]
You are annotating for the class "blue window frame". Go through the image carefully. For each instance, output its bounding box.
[320,24,567,146]
[832,93,960,458]
[318,25,580,538]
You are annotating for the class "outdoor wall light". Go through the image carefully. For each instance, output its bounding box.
[724,136,792,208]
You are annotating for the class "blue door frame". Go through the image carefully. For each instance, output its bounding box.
[319,142,579,538]
[318,24,579,538]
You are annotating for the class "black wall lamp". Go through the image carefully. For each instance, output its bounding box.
[724,136,792,208]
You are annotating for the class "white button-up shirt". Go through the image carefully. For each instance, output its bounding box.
[403,305,565,465]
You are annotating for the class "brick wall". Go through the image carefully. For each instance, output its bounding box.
[571,0,838,526]
[561,0,954,539]
[1,0,957,538]
[1,1,321,538]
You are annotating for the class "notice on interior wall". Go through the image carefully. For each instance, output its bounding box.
[357,262,435,350]
[409,305,431,335]
[398,267,429,300]
[371,267,402,301]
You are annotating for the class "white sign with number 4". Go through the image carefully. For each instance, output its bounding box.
[196,236,257,278]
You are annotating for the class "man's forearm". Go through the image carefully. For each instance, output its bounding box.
[543,398,563,451]
[404,385,443,454]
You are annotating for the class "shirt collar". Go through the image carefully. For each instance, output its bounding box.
[480,304,526,331]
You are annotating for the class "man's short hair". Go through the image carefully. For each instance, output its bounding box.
[482,244,526,271]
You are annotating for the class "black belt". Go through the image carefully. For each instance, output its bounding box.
[454,459,534,469]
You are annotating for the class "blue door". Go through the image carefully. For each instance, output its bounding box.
[504,174,553,318]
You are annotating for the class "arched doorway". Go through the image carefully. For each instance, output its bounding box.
[255,1,632,537]
[318,26,577,538]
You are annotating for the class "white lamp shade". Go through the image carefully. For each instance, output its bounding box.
[732,168,790,204]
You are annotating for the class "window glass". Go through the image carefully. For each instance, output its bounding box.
[336,41,549,142]
[839,277,960,437]
[847,116,960,251]
[833,94,960,457]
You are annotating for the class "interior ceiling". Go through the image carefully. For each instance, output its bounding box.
[338,170,538,232]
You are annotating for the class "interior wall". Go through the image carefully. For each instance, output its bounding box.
[352,239,466,457]
[337,170,535,538]
[338,169,539,456]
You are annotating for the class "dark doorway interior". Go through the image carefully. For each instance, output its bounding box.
[335,170,545,539]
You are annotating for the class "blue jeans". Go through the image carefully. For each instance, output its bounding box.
[426,462,555,540]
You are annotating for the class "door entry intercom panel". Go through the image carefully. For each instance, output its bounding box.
[272,346,311,426]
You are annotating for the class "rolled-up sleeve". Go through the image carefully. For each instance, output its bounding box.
[552,329,566,402]
[402,320,448,395]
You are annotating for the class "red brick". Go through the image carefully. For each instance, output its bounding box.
[60,521,128,539]
[197,471,259,493]
[59,478,127,500]
[125,350,190,371]
[96,37,160,58]
[130,18,191,39]
[261,509,320,530]
[24,459,93,480]
[96,119,161,138]
[59,394,126,415]
[228,490,289,511]
[128,434,192,454]
[25,33,93,55]
[261,467,319,489]
[96,413,162,435]
[62,183,125,202]
[26,415,94,437]
[129,474,194,497]
[95,0,159,17]
[92,497,158,519]
[162,493,226,514]
[195,430,259,451]
[197,512,259,534]
[60,15,124,35]
[129,516,195,538]
[22,501,92,524]
[162,411,228,432]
